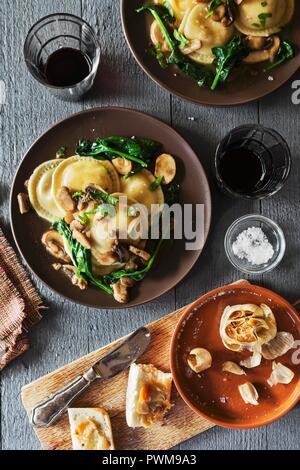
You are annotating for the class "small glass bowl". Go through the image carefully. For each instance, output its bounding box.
[224,214,286,274]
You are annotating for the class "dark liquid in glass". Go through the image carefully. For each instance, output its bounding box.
[44,48,91,87]
[219,147,265,194]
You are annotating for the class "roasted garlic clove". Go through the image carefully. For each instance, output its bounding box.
[262,332,295,360]
[222,361,246,376]
[240,352,262,369]
[238,382,259,406]
[187,348,212,374]
[154,154,176,185]
[267,362,295,387]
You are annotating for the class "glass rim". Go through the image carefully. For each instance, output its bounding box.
[224,213,286,274]
[23,12,101,91]
[214,124,292,200]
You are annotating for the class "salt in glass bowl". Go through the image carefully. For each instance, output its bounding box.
[224,214,286,274]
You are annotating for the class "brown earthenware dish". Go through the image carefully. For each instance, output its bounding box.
[10,107,211,309]
[121,0,300,107]
[170,283,300,428]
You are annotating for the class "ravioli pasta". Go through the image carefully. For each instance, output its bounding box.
[235,0,295,37]
[28,159,65,223]
[121,169,164,213]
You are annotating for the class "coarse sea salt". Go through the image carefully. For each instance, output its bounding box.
[232,226,274,265]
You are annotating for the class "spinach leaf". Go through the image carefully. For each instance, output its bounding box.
[211,36,249,90]
[205,0,223,18]
[53,220,113,295]
[263,40,294,72]
[150,175,164,191]
[173,29,189,49]
[164,182,180,205]
[85,186,118,206]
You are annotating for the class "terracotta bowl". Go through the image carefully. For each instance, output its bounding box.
[170,283,300,429]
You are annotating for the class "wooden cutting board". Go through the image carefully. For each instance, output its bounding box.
[21,305,215,450]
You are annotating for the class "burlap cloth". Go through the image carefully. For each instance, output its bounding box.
[0,227,44,369]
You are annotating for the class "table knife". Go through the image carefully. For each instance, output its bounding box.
[29,326,151,428]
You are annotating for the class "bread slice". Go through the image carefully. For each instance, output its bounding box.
[68,408,114,450]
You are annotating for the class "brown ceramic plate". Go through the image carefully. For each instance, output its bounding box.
[170,283,300,428]
[121,1,300,106]
[10,107,211,309]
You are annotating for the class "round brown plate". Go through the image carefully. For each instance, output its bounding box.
[121,1,300,106]
[10,107,211,309]
[170,283,300,428]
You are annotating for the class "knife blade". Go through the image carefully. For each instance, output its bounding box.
[30,327,151,428]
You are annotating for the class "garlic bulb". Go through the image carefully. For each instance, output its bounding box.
[262,332,295,360]
[219,303,277,352]
[238,382,259,406]
[267,362,295,387]
[240,352,262,369]
[222,361,246,375]
[187,348,212,373]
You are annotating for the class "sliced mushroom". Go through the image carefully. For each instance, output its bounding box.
[238,382,259,406]
[267,362,295,387]
[246,36,269,51]
[57,186,76,212]
[72,228,91,249]
[243,36,281,64]
[181,39,202,56]
[222,361,246,376]
[120,276,135,288]
[155,153,176,185]
[70,219,85,232]
[17,192,30,214]
[211,4,227,22]
[42,230,71,262]
[112,157,133,176]
[129,245,151,262]
[187,348,212,374]
[60,264,87,290]
[52,263,62,271]
[125,258,138,272]
[150,20,169,52]
[112,280,129,304]
[64,211,74,225]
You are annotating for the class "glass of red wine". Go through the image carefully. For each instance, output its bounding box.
[215,125,291,199]
[24,13,100,101]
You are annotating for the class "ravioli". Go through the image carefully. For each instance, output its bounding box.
[235,0,295,37]
[68,408,114,450]
[168,0,199,24]
[28,159,65,223]
[121,169,164,215]
[52,156,120,213]
[180,3,235,64]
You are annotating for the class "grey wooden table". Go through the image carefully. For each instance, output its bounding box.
[0,0,299,451]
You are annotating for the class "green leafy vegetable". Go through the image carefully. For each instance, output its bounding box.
[205,0,223,18]
[53,220,113,295]
[211,36,249,90]
[56,146,66,158]
[173,29,189,49]
[263,40,294,72]
[137,4,212,87]
[150,176,164,191]
[85,186,118,206]
[164,182,180,205]
[72,190,84,199]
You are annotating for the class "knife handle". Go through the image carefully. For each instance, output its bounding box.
[30,368,98,428]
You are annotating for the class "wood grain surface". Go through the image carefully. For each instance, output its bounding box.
[0,0,299,450]
[21,306,214,450]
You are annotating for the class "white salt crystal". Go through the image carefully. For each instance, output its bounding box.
[232,226,274,265]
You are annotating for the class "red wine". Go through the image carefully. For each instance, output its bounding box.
[44,48,91,87]
[219,147,264,194]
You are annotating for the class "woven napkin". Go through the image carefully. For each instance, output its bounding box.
[0,227,44,369]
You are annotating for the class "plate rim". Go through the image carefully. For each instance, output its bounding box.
[10,106,212,310]
[120,0,300,107]
[170,283,300,429]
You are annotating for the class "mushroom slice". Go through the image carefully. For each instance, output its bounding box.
[238,382,259,406]
[42,230,71,262]
[129,245,151,262]
[243,36,281,64]
[111,280,129,304]
[262,332,295,360]
[240,352,262,369]
[267,362,295,387]
[72,228,91,250]
[112,157,133,176]
[155,154,176,185]
[150,20,170,52]
[181,39,202,55]
[187,348,212,374]
[222,361,246,376]
[57,186,76,212]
